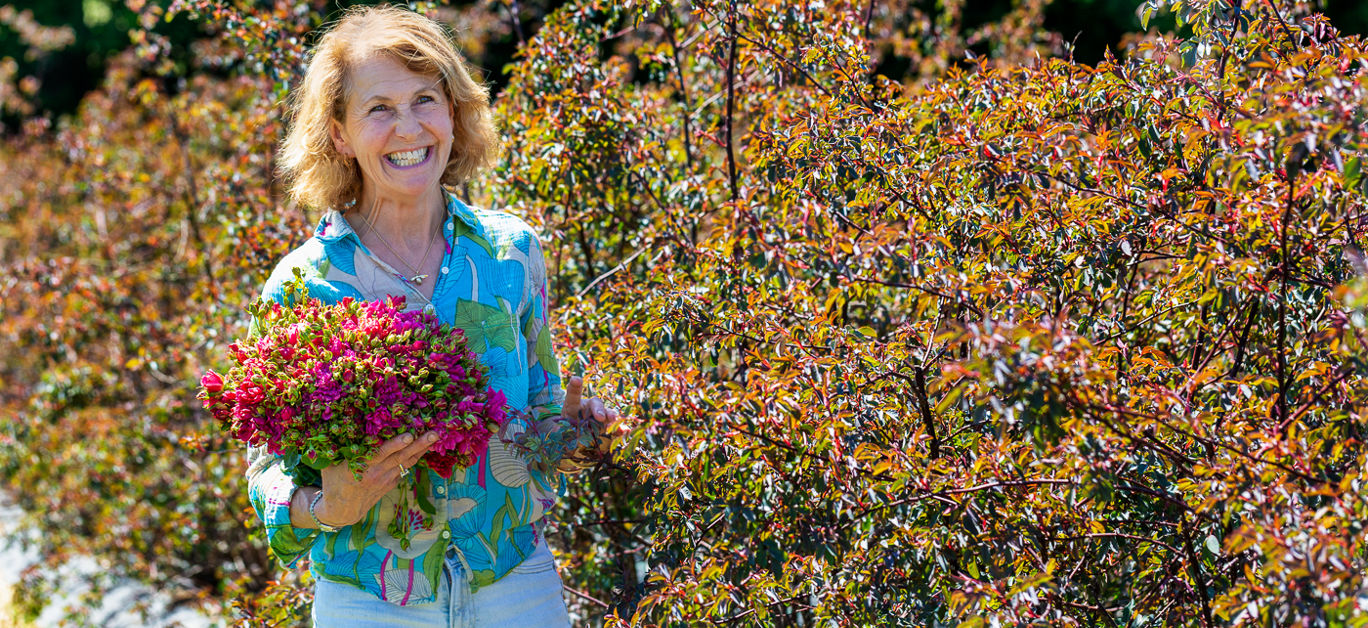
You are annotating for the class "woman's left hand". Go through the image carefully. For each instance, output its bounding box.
[515,376,623,472]
[560,375,620,455]
[522,376,620,473]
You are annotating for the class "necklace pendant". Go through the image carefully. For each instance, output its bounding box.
[410,274,428,285]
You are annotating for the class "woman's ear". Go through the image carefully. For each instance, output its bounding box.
[330,119,354,158]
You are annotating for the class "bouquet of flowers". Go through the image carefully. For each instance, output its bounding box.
[198,275,508,488]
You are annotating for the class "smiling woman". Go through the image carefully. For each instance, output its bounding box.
[248,5,619,627]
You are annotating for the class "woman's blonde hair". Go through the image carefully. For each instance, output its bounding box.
[278,5,499,211]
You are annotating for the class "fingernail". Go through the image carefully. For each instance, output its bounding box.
[427,433,438,442]
[403,434,413,443]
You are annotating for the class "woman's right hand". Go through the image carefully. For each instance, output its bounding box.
[313,431,439,527]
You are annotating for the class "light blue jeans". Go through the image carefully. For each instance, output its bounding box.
[311,541,571,627]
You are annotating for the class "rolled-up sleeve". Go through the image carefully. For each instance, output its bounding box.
[520,232,597,476]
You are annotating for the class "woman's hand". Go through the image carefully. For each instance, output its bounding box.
[525,376,624,473]
[314,431,439,527]
[561,376,621,455]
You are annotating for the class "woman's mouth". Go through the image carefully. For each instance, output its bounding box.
[385,146,431,168]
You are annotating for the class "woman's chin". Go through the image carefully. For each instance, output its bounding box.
[369,173,443,202]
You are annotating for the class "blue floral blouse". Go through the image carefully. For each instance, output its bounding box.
[244,191,565,605]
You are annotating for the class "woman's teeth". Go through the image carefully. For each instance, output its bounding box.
[386,147,428,167]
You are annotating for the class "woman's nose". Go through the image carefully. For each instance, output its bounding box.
[394,107,422,139]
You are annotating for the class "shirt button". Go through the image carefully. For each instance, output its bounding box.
[440,267,449,274]
[436,485,446,495]
[441,530,450,539]
[446,222,454,230]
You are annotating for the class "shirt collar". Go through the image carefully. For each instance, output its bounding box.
[315,189,479,243]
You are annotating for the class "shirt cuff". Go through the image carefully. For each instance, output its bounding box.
[256,464,320,568]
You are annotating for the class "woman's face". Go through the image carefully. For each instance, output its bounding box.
[330,54,454,206]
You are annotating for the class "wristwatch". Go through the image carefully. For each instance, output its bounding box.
[308,489,343,533]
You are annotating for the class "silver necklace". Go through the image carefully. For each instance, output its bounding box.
[356,210,441,285]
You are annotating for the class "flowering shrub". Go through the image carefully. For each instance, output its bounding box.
[493,0,1368,624]
[0,0,1366,626]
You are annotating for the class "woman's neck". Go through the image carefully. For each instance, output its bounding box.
[351,186,447,250]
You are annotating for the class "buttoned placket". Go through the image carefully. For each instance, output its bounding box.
[420,204,472,625]
[440,219,453,279]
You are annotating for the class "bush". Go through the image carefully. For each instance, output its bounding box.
[2,0,1366,625]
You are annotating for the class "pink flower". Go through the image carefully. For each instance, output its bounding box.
[236,382,265,405]
[200,371,224,394]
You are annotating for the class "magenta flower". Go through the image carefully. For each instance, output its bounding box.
[200,371,224,394]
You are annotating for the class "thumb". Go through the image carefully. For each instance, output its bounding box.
[562,376,583,418]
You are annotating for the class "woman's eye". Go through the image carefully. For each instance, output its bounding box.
[417,95,435,104]
[368,104,389,114]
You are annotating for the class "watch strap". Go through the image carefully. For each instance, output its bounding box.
[308,489,343,533]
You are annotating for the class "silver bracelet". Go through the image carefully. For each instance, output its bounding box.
[308,489,343,533]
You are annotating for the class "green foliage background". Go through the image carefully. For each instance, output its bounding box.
[2,0,1368,626]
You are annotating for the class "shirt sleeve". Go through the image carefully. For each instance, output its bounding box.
[519,232,596,475]
[242,266,320,568]
[521,232,565,424]
[246,444,319,568]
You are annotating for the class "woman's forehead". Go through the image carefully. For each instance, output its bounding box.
[347,55,443,104]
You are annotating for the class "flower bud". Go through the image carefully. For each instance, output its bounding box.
[200,371,224,394]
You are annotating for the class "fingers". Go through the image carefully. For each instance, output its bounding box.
[398,432,439,468]
[562,376,583,418]
[573,396,625,455]
[370,432,418,467]
[584,397,621,427]
[594,402,622,453]
[368,431,438,476]
[584,398,607,434]
[316,431,439,524]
